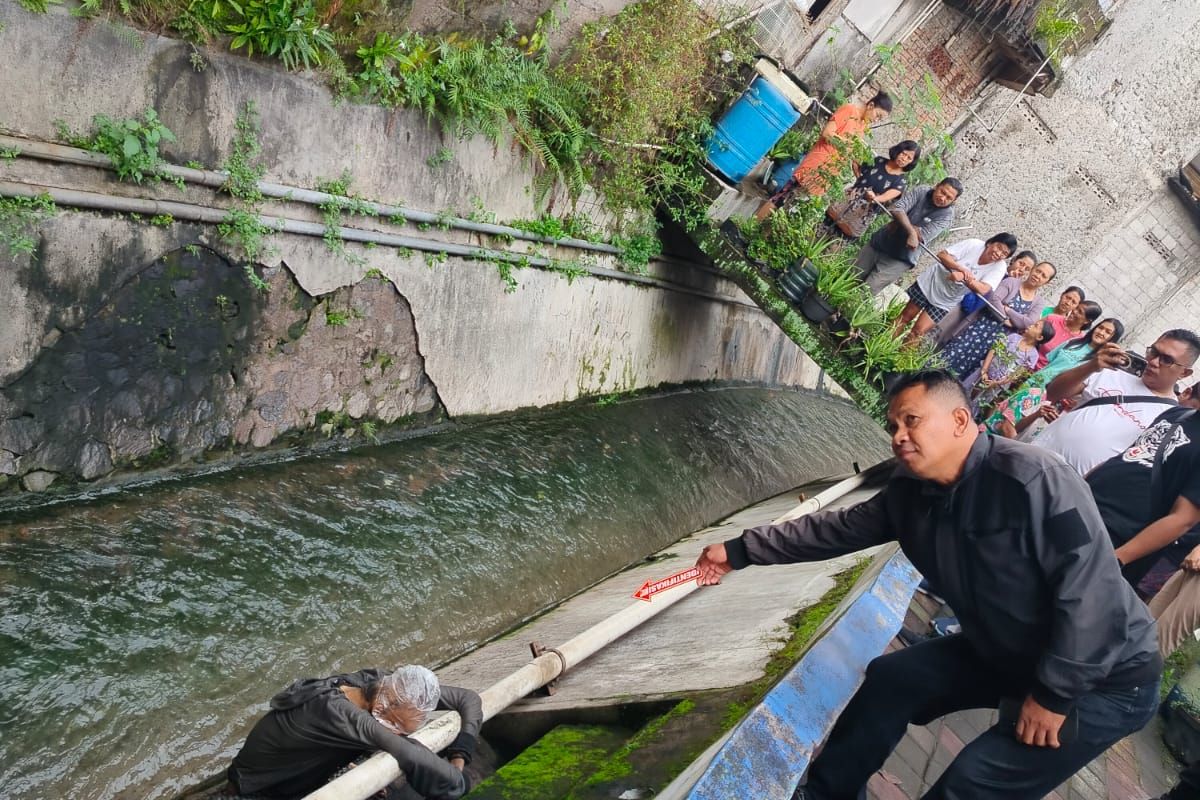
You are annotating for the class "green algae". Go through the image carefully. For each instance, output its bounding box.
[559,560,873,799]
[469,724,628,800]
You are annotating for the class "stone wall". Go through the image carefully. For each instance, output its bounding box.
[943,0,1200,345]
[0,8,846,493]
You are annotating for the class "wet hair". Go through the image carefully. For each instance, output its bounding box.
[985,232,1018,252]
[868,91,894,113]
[1011,250,1037,266]
[1066,316,1124,350]
[886,369,969,408]
[1161,328,1200,363]
[888,140,922,171]
[937,177,964,197]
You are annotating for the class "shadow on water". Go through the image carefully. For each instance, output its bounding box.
[0,386,888,799]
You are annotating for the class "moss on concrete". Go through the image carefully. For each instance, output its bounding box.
[468,724,628,800]
[563,559,871,799]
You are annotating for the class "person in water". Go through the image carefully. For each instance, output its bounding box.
[227,665,482,799]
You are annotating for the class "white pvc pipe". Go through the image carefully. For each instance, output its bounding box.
[304,459,894,800]
[0,180,756,309]
[0,134,622,256]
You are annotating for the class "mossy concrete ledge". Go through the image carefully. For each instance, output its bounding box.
[665,546,921,799]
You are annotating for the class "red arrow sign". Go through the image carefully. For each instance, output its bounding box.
[633,567,701,602]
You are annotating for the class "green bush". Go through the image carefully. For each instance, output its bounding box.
[82,109,177,184]
[225,0,334,70]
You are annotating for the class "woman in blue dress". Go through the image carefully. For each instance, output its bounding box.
[939,261,1056,384]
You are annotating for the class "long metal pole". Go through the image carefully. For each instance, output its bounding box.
[303,460,894,800]
[867,196,1004,317]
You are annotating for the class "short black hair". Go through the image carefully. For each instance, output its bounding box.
[889,140,922,171]
[1035,260,1058,279]
[1161,328,1200,363]
[869,91,894,113]
[886,369,970,408]
[937,177,964,197]
[985,232,1018,253]
[1012,250,1037,264]
[1063,285,1085,301]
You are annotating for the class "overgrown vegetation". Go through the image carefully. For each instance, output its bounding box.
[0,193,57,258]
[316,171,376,268]
[216,102,273,290]
[22,0,750,242]
[59,109,180,185]
[1033,0,1084,65]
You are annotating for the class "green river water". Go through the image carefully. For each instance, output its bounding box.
[0,387,887,799]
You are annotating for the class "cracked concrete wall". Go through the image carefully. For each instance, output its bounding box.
[0,216,441,492]
[944,0,1200,345]
[0,8,847,493]
[0,210,827,493]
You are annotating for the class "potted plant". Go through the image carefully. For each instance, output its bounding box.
[777,232,835,302]
[859,329,904,381]
[836,287,886,348]
[801,258,858,323]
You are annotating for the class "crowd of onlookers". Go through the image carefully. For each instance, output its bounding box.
[741,90,1200,799]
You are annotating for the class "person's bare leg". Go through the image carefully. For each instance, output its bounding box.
[908,311,936,342]
[892,302,922,336]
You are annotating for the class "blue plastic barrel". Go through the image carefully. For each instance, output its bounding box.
[706,76,803,184]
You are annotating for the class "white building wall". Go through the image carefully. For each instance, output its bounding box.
[944,0,1200,346]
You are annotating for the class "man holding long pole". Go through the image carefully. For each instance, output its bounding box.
[695,369,1161,799]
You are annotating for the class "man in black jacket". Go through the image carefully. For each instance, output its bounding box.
[695,370,1161,800]
[228,665,481,799]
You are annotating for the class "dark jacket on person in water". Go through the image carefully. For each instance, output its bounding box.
[723,435,1161,713]
[228,668,482,799]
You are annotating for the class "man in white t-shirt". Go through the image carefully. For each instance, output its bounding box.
[1032,329,1199,475]
[894,232,1016,341]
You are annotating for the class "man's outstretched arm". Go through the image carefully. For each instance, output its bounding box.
[696,491,892,584]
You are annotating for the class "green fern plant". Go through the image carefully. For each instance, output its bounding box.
[225,0,334,71]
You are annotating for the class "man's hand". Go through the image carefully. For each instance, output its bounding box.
[1039,404,1061,423]
[906,231,920,250]
[1015,695,1066,748]
[864,189,877,202]
[1093,342,1128,371]
[695,543,733,586]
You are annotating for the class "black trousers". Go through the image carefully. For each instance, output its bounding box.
[803,635,1159,800]
[1167,759,1200,799]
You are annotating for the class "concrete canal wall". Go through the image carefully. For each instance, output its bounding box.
[0,7,851,493]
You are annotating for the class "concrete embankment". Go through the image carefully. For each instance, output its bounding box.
[426,475,901,800]
[0,6,848,493]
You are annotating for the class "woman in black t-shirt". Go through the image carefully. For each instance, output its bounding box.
[823,139,920,240]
